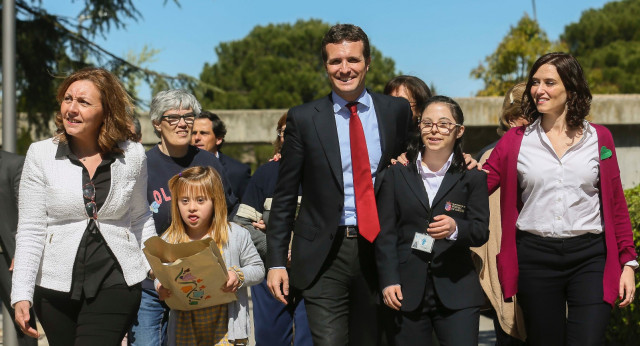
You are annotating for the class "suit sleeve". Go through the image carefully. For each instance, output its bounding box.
[266,111,304,269]
[374,166,401,290]
[450,171,490,249]
[211,156,239,218]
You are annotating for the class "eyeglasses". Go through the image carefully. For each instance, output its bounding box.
[277,128,285,137]
[419,120,461,135]
[160,113,196,126]
[82,182,97,220]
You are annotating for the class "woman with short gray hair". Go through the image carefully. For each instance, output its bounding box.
[128,89,238,346]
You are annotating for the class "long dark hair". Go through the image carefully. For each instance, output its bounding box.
[522,52,591,130]
[407,96,465,172]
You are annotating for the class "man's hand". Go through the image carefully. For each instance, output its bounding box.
[618,265,636,307]
[14,301,38,338]
[382,285,403,310]
[155,282,171,301]
[267,268,289,304]
[427,215,457,239]
[9,258,14,272]
[222,270,240,293]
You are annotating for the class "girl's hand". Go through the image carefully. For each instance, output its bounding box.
[427,215,456,239]
[222,270,240,292]
[252,219,266,231]
[14,300,39,338]
[156,282,171,301]
[618,265,636,307]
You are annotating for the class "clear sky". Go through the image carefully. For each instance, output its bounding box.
[41,0,612,107]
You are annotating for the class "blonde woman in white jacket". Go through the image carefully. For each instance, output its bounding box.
[11,68,156,346]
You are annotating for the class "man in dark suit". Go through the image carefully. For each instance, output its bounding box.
[0,150,37,346]
[266,24,412,345]
[192,111,251,200]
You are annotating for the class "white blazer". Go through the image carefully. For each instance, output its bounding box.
[11,138,156,306]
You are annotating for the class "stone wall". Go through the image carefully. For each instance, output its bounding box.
[3,94,640,188]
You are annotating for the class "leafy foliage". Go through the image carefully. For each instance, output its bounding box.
[562,0,640,93]
[606,184,640,345]
[197,19,398,109]
[1,0,192,136]
[471,14,564,96]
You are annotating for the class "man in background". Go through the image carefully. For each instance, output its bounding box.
[192,111,251,200]
[0,150,37,346]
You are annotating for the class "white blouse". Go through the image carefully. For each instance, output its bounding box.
[516,119,602,238]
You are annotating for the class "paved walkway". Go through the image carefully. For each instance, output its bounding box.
[0,301,496,345]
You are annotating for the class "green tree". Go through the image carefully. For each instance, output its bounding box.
[561,0,640,93]
[471,14,564,96]
[197,19,398,109]
[2,0,191,136]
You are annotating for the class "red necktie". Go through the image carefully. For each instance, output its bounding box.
[347,102,380,243]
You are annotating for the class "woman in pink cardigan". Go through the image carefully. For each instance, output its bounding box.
[483,52,637,346]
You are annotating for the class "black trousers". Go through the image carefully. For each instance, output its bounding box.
[516,232,611,346]
[34,283,141,346]
[301,232,382,346]
[391,270,480,346]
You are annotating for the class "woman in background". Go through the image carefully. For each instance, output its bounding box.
[471,82,528,345]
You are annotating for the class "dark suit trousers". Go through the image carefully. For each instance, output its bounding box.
[516,232,611,346]
[0,255,37,346]
[301,231,381,346]
[392,268,480,346]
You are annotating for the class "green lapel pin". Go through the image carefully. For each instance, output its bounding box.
[600,146,612,160]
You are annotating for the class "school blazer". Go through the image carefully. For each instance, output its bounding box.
[375,162,490,312]
[11,138,156,306]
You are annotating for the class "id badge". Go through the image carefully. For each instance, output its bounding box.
[411,232,435,253]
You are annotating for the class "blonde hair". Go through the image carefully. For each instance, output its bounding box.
[162,166,229,246]
[498,82,527,136]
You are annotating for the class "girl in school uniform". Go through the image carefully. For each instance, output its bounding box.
[375,95,490,345]
[156,166,264,345]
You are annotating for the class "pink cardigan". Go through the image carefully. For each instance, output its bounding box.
[484,123,637,305]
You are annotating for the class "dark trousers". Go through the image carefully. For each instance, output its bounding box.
[34,283,141,346]
[392,271,479,346]
[301,232,381,346]
[252,278,313,346]
[517,232,611,346]
[0,253,37,346]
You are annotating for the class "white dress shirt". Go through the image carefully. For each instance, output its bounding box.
[416,152,458,239]
[516,119,602,238]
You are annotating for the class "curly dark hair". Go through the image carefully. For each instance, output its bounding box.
[407,96,465,173]
[522,52,592,130]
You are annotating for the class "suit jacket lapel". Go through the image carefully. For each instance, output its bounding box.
[399,165,431,213]
[312,94,344,189]
[370,92,394,172]
[431,169,463,209]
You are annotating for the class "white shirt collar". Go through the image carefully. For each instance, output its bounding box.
[416,151,453,177]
